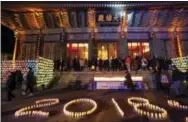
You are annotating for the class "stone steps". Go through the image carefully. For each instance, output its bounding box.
[54,71,154,89]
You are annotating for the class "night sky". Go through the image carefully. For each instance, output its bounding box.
[1,25,15,54]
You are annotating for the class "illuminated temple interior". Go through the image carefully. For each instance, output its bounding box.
[1,1,188,61]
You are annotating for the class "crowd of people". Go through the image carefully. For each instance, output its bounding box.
[54,55,188,97]
[154,66,188,97]
[54,55,172,72]
[5,55,187,101]
[5,67,36,101]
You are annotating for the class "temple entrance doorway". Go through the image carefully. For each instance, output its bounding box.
[128,42,150,58]
[97,42,117,60]
[67,43,88,59]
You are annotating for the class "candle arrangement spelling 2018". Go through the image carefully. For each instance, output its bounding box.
[15,97,188,120]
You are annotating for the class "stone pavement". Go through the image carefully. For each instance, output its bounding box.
[1,89,188,122]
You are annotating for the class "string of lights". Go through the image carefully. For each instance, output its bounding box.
[172,56,188,73]
[1,57,54,87]
[36,57,54,87]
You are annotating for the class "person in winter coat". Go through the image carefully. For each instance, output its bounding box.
[172,66,182,96]
[15,70,24,95]
[126,56,131,72]
[155,68,162,91]
[141,57,148,70]
[6,72,16,101]
[98,58,103,71]
[88,58,92,71]
[124,70,134,90]
[160,69,171,95]
[25,67,36,96]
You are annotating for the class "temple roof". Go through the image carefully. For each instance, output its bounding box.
[1,1,188,32]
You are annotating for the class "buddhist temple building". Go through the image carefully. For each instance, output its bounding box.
[1,1,188,61]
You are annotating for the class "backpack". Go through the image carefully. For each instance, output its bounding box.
[161,74,169,83]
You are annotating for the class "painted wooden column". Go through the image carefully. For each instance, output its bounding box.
[36,33,40,58]
[170,31,178,58]
[61,31,67,59]
[119,28,128,59]
[39,29,44,57]
[87,8,96,59]
[13,30,18,61]
[176,33,183,57]
[88,35,93,59]
[149,31,155,58]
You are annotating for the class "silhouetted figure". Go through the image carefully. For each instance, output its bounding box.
[6,72,16,101]
[25,67,36,97]
[98,58,103,71]
[72,57,77,71]
[155,68,162,91]
[67,57,71,71]
[152,56,157,71]
[15,70,24,95]
[61,59,64,71]
[172,66,182,96]
[126,56,131,71]
[88,58,92,71]
[136,55,141,71]
[125,71,134,90]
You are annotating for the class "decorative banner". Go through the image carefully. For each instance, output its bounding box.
[96,11,125,24]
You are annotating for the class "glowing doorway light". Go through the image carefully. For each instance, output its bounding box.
[120,12,125,17]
